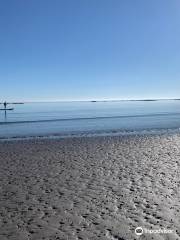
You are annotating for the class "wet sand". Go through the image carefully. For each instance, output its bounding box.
[0,134,180,240]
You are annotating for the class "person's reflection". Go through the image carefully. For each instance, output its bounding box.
[4,110,7,122]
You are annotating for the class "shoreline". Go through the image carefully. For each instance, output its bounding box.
[0,133,180,239]
[0,127,180,142]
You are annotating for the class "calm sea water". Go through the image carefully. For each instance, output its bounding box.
[0,100,180,139]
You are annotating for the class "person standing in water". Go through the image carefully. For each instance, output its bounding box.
[3,101,7,109]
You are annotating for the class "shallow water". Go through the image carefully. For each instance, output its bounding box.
[0,100,180,138]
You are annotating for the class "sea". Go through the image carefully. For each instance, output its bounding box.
[0,100,180,140]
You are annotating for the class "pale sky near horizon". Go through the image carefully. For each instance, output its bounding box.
[0,0,180,101]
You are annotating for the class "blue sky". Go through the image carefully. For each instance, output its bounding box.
[0,0,180,101]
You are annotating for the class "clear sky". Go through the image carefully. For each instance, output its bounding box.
[0,0,180,101]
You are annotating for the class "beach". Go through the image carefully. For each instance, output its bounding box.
[0,134,180,240]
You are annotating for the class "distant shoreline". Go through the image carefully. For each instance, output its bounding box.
[17,98,180,103]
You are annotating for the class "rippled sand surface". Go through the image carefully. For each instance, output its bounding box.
[0,134,180,240]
